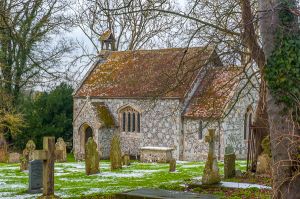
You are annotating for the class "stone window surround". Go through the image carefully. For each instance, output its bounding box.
[118,105,141,133]
[244,106,253,140]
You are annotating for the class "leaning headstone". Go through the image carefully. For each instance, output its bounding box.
[202,129,221,185]
[110,133,122,170]
[169,158,176,172]
[8,152,20,163]
[85,137,100,175]
[122,154,130,166]
[224,146,236,179]
[28,160,43,193]
[0,133,8,162]
[55,137,67,162]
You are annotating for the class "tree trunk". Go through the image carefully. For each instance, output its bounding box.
[258,0,300,198]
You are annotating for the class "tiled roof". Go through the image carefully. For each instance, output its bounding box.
[184,67,242,119]
[74,47,215,99]
[99,30,113,41]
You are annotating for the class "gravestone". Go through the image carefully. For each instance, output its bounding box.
[26,140,36,161]
[85,137,100,175]
[169,158,176,172]
[55,137,67,162]
[8,152,20,163]
[256,136,271,174]
[28,160,43,193]
[122,154,130,166]
[33,137,61,198]
[0,133,8,163]
[110,133,122,170]
[20,140,36,171]
[224,146,236,179]
[20,149,29,171]
[202,129,220,185]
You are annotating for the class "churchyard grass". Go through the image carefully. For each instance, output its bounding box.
[0,159,252,198]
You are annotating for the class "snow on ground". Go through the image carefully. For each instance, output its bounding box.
[0,160,251,198]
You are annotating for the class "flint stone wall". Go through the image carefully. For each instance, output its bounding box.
[73,98,182,160]
[183,120,221,161]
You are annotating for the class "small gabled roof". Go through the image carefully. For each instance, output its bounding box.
[99,30,115,41]
[74,47,216,99]
[183,67,242,119]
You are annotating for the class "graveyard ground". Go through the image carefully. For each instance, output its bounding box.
[0,155,271,199]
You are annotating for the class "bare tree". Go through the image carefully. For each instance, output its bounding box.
[0,0,75,103]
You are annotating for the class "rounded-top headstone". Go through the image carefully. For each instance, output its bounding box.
[55,137,67,162]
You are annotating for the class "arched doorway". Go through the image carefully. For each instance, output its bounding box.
[78,123,94,153]
[85,126,93,143]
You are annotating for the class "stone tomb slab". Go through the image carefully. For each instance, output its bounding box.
[116,188,218,199]
[140,147,174,163]
[189,181,271,190]
[28,160,43,193]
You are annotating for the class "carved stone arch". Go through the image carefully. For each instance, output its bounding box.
[78,122,94,153]
[244,105,254,140]
[117,104,142,113]
[118,104,142,133]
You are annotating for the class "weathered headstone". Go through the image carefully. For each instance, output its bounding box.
[8,152,20,163]
[28,160,43,193]
[26,140,36,161]
[55,137,67,162]
[85,137,100,175]
[202,129,221,185]
[110,133,122,170]
[20,140,36,171]
[20,149,29,171]
[224,146,236,179]
[33,137,61,198]
[122,154,130,166]
[0,133,8,163]
[169,158,176,172]
[256,136,271,174]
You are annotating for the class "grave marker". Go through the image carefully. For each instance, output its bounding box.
[202,129,220,185]
[28,160,43,193]
[169,158,176,172]
[224,146,236,179]
[33,137,61,198]
[0,133,8,162]
[55,137,67,162]
[85,137,100,175]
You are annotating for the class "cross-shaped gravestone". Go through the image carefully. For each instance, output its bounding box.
[202,129,221,185]
[33,137,62,197]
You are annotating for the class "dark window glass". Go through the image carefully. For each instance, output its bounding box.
[128,112,131,132]
[132,113,136,132]
[137,113,140,132]
[198,121,203,139]
[85,126,93,143]
[122,112,126,131]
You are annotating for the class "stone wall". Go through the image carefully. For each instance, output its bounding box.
[73,98,182,160]
[183,120,221,161]
[182,72,259,161]
[221,80,259,159]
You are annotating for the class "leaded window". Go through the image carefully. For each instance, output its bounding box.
[119,106,141,133]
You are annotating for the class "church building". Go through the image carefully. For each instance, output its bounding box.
[73,31,258,161]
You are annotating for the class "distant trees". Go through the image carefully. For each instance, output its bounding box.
[14,83,73,150]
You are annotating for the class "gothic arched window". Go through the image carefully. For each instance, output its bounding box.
[244,108,253,140]
[119,106,141,133]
